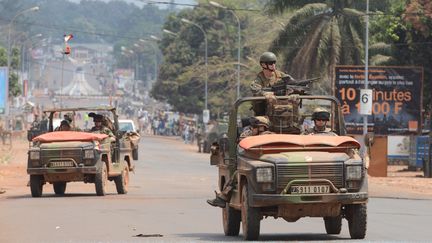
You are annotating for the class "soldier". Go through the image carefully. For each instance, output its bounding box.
[207,116,273,208]
[30,114,40,130]
[89,113,115,141]
[250,51,294,115]
[239,116,272,140]
[303,107,337,136]
[55,120,72,131]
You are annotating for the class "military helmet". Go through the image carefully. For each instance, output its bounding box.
[250,116,270,128]
[259,52,277,63]
[312,107,330,121]
[60,119,71,127]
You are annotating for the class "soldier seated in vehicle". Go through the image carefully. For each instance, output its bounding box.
[89,113,115,142]
[55,120,72,131]
[303,107,337,136]
[207,116,273,208]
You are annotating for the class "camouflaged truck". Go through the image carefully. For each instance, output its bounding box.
[210,95,368,240]
[27,107,135,197]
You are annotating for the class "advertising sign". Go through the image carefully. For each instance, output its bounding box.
[334,66,423,135]
[0,67,8,115]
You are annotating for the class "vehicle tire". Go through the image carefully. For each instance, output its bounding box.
[53,182,67,195]
[30,175,43,197]
[346,204,367,239]
[324,215,342,234]
[241,184,260,240]
[95,163,107,196]
[115,164,129,194]
[223,202,241,236]
[132,148,138,160]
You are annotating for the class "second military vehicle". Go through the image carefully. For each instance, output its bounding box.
[27,106,135,197]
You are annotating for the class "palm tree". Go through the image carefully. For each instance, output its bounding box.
[267,0,368,93]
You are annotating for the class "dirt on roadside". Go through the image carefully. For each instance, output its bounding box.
[1,136,432,199]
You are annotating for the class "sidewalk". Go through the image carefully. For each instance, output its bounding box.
[1,136,432,200]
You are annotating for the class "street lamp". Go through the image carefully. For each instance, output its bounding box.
[209,1,241,100]
[6,6,39,115]
[181,18,208,110]
[7,6,39,76]
[139,38,159,88]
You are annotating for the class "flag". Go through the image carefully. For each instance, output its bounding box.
[64,34,73,42]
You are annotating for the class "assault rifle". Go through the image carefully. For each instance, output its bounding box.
[263,77,320,96]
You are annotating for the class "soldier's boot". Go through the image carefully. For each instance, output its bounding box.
[207,191,226,208]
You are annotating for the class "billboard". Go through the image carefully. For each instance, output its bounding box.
[0,67,8,115]
[334,66,423,135]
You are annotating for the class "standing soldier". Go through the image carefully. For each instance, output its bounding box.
[250,52,294,115]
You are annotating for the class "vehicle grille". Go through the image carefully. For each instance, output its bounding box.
[41,149,83,164]
[276,163,344,192]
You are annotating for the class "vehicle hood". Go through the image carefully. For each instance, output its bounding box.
[39,141,95,149]
[33,131,108,143]
[238,134,360,150]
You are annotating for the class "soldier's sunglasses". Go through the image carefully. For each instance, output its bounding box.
[265,61,276,65]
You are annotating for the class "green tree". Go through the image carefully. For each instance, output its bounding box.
[0,47,21,97]
[152,0,283,115]
[266,0,392,94]
[371,0,432,111]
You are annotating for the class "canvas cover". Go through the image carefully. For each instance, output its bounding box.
[239,134,360,150]
[33,131,108,142]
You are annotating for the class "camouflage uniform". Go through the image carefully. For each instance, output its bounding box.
[91,126,114,137]
[250,70,291,96]
[303,126,337,136]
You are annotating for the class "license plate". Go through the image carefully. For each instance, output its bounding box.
[49,161,74,167]
[290,185,330,194]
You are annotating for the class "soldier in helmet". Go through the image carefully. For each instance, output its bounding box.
[239,116,272,140]
[89,113,115,141]
[303,107,337,136]
[207,116,273,208]
[250,52,294,115]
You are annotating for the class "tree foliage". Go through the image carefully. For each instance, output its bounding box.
[371,0,432,110]
[0,47,21,97]
[151,0,283,115]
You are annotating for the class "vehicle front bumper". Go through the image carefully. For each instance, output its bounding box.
[27,166,98,175]
[251,192,368,207]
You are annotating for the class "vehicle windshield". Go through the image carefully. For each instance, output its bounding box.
[235,96,341,136]
[119,122,134,132]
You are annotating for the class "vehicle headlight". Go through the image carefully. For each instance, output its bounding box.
[346,165,362,180]
[256,167,273,183]
[29,151,40,160]
[84,150,95,159]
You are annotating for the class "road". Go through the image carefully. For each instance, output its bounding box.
[0,135,431,242]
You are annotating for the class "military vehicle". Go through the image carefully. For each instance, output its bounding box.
[210,95,368,240]
[201,120,228,153]
[27,106,135,197]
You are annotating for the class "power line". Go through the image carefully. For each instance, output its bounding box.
[136,0,260,12]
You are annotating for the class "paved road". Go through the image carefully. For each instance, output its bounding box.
[0,136,431,242]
